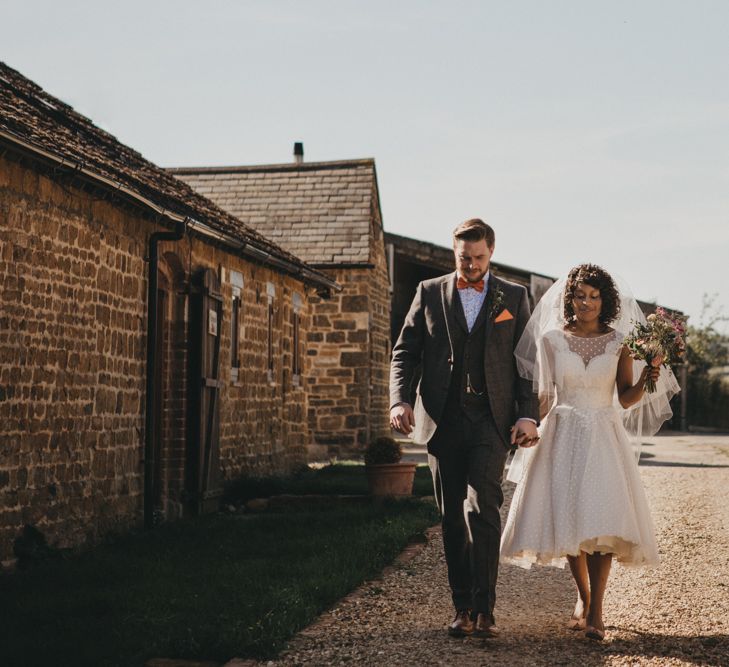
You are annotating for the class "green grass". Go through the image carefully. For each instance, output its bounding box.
[0,498,438,667]
[223,461,435,502]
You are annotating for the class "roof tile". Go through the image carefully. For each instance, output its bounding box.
[171,160,381,265]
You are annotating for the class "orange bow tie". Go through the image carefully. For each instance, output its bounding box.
[457,276,485,292]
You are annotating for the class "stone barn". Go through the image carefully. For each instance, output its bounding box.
[0,63,338,565]
[171,150,391,458]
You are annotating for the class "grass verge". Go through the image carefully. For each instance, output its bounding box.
[1,498,438,667]
[223,461,435,502]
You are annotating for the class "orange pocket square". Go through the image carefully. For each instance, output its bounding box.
[494,309,514,323]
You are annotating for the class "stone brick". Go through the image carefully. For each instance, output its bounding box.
[310,384,344,397]
[314,433,354,446]
[312,302,339,314]
[341,351,368,367]
[341,295,369,312]
[325,369,352,378]
[345,414,367,428]
[318,416,343,430]
[347,330,368,344]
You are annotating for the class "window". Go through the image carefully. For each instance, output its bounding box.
[292,292,303,385]
[230,271,244,382]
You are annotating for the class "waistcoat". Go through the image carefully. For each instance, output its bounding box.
[445,298,491,421]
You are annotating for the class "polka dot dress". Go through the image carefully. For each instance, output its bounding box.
[500,329,659,569]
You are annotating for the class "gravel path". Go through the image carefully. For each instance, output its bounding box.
[263,435,729,667]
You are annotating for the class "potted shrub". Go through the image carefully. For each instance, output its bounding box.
[364,436,417,497]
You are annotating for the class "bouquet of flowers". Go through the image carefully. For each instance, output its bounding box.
[623,307,687,393]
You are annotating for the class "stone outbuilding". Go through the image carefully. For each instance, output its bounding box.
[0,63,338,564]
[171,151,391,458]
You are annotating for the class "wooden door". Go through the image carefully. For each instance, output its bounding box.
[187,268,223,514]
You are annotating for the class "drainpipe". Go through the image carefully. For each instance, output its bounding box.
[144,220,187,529]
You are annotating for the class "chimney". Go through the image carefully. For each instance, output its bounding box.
[293,142,304,164]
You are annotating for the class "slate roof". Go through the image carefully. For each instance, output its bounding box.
[0,62,332,285]
[170,159,381,266]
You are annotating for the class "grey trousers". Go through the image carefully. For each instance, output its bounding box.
[432,411,510,618]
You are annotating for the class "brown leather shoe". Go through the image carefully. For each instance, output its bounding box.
[473,613,500,638]
[448,609,474,637]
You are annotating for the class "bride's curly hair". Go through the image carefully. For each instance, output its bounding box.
[563,264,621,325]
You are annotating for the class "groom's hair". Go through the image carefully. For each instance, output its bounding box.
[453,218,495,248]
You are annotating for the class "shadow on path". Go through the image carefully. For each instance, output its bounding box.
[639,460,729,469]
[601,629,729,666]
[358,627,729,667]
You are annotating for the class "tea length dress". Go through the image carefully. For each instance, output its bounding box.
[500,329,659,568]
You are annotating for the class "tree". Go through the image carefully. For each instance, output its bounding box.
[685,294,729,429]
[686,294,729,376]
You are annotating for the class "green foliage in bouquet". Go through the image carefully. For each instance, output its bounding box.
[624,307,687,392]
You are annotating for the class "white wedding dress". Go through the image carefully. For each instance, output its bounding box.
[501,328,659,569]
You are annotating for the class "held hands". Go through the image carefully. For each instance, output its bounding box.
[390,403,415,435]
[511,418,540,448]
[391,406,540,443]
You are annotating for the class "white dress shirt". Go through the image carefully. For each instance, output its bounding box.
[457,271,489,332]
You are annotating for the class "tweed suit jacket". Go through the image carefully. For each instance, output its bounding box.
[390,271,539,448]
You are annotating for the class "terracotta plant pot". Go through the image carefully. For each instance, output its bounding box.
[366,462,417,497]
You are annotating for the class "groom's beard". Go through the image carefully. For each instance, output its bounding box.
[459,267,489,283]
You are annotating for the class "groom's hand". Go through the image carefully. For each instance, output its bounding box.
[511,419,539,448]
[390,403,415,435]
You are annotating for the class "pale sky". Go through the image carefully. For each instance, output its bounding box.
[4,1,728,330]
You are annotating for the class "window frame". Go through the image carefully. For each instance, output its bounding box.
[292,292,303,386]
[229,270,244,383]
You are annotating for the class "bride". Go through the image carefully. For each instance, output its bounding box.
[500,264,679,641]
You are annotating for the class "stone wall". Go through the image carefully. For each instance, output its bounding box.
[305,188,391,459]
[209,245,310,477]
[0,155,148,563]
[151,242,311,519]
[366,191,392,444]
[0,154,313,563]
[305,267,371,458]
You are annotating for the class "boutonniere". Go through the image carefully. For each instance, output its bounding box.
[490,285,506,319]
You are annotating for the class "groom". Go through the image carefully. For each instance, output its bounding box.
[390,218,539,638]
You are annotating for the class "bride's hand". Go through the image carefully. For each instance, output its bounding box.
[511,419,540,448]
[640,365,660,386]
